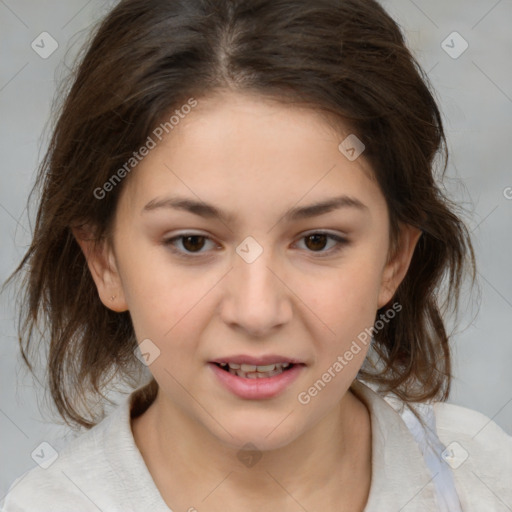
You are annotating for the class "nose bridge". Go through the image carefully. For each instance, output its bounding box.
[224,236,290,335]
[238,246,277,293]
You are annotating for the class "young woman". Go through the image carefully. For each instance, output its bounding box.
[2,0,511,511]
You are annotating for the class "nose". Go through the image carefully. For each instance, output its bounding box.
[220,246,292,337]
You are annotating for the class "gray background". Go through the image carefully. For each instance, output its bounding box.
[1,0,511,499]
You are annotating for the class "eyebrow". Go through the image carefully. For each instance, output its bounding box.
[142,194,369,224]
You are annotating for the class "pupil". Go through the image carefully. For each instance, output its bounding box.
[183,235,205,252]
[306,234,327,251]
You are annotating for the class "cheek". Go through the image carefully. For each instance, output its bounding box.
[118,242,209,342]
[293,256,384,389]
[304,258,383,336]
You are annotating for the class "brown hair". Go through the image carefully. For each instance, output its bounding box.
[5,0,477,429]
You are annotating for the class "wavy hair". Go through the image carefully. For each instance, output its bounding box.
[5,0,477,428]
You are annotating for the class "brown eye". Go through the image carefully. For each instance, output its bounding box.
[296,232,349,256]
[181,235,207,252]
[304,233,329,251]
[163,233,216,256]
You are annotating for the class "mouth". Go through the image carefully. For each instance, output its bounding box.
[213,361,297,379]
[208,356,306,399]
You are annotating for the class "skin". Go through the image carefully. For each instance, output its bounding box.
[75,90,421,511]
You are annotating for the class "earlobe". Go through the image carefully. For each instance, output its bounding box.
[377,224,422,309]
[72,226,128,312]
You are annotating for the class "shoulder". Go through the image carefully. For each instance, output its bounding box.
[433,400,512,455]
[433,401,512,509]
[1,401,127,512]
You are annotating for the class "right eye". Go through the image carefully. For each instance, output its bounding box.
[162,233,218,258]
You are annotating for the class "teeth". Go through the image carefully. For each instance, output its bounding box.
[236,363,290,372]
[254,364,276,372]
[220,362,293,379]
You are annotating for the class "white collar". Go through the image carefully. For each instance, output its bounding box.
[105,380,441,511]
[350,379,440,510]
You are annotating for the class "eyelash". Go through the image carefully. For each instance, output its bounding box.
[162,232,349,259]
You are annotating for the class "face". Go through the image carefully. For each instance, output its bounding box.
[79,90,420,451]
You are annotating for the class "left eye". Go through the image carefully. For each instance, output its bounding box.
[162,232,348,257]
[295,232,348,254]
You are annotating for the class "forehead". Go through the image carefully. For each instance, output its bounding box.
[119,91,385,222]
[164,90,359,159]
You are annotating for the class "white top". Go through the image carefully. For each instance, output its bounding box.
[2,379,511,511]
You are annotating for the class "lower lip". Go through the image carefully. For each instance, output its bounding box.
[208,363,304,400]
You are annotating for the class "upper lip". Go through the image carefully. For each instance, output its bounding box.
[210,355,305,366]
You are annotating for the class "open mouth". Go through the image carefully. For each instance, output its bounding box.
[213,362,296,379]
[209,360,305,399]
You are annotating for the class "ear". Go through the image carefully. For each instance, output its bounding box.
[72,225,128,313]
[377,223,422,309]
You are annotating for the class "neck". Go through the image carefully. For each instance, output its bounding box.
[132,386,372,512]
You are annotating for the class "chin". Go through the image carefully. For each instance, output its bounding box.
[210,415,305,453]
[222,433,299,454]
